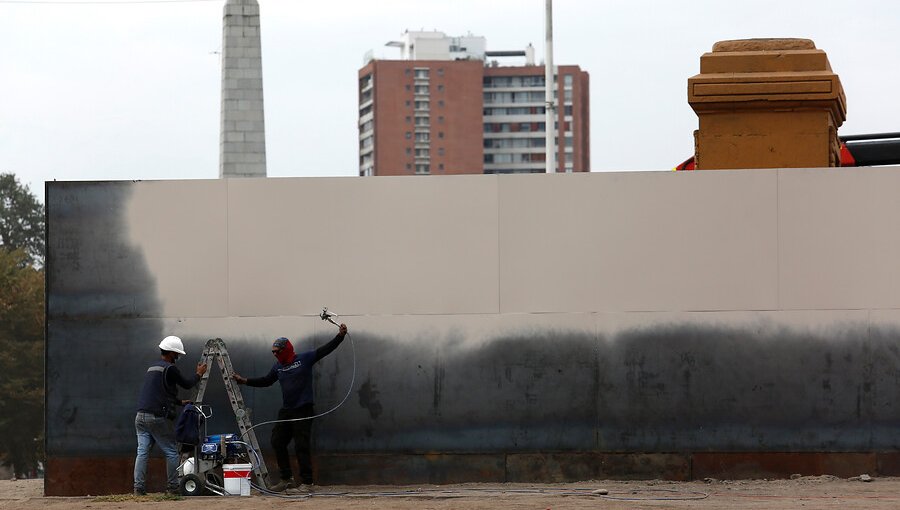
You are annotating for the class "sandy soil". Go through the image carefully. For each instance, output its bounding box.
[2,476,900,509]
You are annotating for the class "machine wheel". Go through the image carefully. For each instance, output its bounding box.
[180,473,205,497]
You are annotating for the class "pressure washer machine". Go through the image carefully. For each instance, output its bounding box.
[176,406,256,496]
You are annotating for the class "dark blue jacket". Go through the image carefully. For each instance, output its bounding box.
[136,360,200,417]
[246,333,345,409]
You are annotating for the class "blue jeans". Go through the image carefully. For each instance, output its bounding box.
[134,412,179,492]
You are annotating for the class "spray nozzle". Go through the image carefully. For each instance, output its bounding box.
[320,307,339,327]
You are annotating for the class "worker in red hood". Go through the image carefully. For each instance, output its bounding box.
[233,323,348,492]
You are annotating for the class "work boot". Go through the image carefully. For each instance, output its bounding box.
[268,478,296,492]
[133,488,146,496]
[287,483,310,494]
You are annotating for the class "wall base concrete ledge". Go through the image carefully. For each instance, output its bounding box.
[47,452,900,495]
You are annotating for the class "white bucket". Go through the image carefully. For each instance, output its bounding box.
[223,463,252,496]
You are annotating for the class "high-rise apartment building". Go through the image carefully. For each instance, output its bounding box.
[358,31,589,176]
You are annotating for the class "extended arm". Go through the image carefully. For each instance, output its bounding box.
[234,366,278,387]
[314,324,348,363]
[167,364,206,390]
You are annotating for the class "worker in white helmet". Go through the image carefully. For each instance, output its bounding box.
[133,335,207,496]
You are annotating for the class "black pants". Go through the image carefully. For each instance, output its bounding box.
[271,405,314,484]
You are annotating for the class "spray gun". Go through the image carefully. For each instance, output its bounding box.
[320,307,339,327]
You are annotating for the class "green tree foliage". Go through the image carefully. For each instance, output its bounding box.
[0,248,44,477]
[0,173,45,267]
[0,173,45,477]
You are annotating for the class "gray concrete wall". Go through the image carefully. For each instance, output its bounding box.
[45,168,900,490]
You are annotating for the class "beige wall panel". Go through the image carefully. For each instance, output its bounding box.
[125,179,229,317]
[871,309,900,322]
[778,167,900,310]
[226,176,500,317]
[498,171,779,313]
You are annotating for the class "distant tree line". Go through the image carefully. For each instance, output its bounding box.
[0,172,45,478]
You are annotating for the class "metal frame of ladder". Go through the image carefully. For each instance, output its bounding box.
[192,337,270,488]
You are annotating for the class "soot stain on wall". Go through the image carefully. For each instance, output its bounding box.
[315,321,900,454]
[316,330,600,452]
[599,321,900,451]
[47,183,164,456]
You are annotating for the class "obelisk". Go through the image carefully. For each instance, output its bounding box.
[219,0,267,178]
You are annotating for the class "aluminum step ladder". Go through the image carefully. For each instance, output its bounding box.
[192,338,270,489]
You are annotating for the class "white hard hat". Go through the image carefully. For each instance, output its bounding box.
[159,335,186,355]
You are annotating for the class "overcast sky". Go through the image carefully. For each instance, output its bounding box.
[2,0,899,197]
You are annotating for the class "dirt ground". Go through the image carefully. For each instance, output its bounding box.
[3,476,900,509]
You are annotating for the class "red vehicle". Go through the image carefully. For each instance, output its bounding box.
[675,132,900,170]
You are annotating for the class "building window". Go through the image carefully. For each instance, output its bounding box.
[439,163,444,170]
[405,116,411,123]
[438,100,445,107]
[437,84,444,92]
[405,84,411,91]
[438,132,444,139]
[414,85,429,94]
[564,74,573,87]
[438,147,445,156]
[437,68,444,76]
[405,132,412,139]
[415,163,430,174]
[405,100,411,107]
[564,105,573,116]
[438,116,444,124]
[406,163,412,170]
[485,154,514,164]
[405,68,411,76]
[483,76,545,88]
[414,68,430,79]
[406,147,412,155]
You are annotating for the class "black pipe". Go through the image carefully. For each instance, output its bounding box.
[844,139,900,166]
[839,132,900,142]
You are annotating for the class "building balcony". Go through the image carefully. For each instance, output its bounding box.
[481,114,545,123]
[483,131,547,139]
[481,85,545,92]
[483,162,546,171]
[483,147,545,154]
[482,100,545,108]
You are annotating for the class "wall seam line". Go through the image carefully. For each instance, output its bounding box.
[776,169,781,311]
